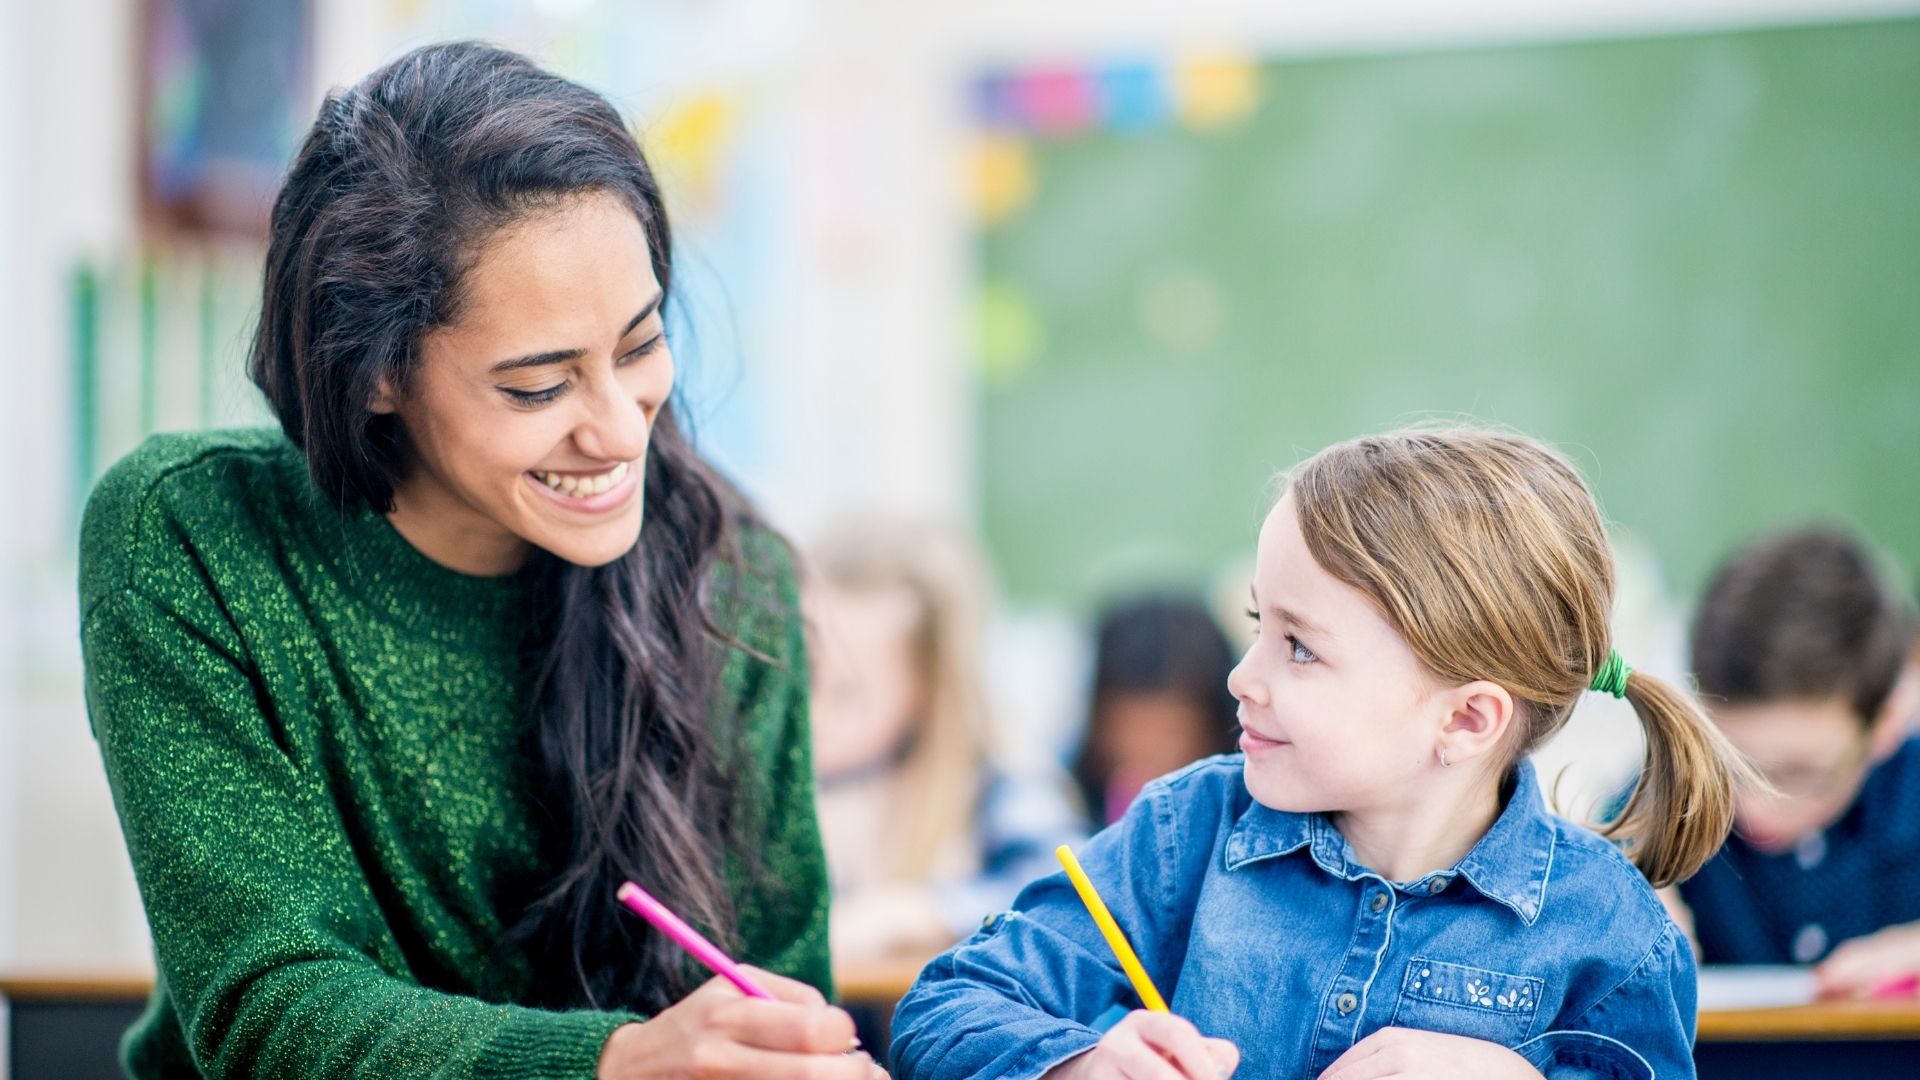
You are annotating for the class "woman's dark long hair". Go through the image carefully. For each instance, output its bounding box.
[248,41,767,1013]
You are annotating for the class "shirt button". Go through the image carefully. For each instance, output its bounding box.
[980,912,1000,930]
[1428,878,1446,894]
[1792,923,1828,963]
[1794,832,1828,870]
[1336,992,1358,1015]
[1370,892,1388,913]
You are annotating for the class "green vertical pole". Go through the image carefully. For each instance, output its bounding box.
[139,254,158,436]
[72,261,99,526]
[199,255,217,428]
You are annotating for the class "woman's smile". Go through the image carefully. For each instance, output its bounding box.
[525,458,639,514]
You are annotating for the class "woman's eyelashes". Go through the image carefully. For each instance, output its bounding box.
[503,383,567,406]
[498,335,666,408]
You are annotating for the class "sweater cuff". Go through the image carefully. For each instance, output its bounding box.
[478,1007,645,1080]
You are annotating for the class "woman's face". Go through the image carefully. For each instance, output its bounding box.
[375,190,673,574]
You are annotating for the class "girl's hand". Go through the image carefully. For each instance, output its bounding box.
[1317,1027,1542,1080]
[1043,1010,1240,1080]
[1815,920,1920,999]
[596,966,887,1080]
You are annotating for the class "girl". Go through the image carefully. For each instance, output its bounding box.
[1072,593,1243,828]
[80,43,876,1079]
[890,428,1753,1080]
[805,520,1086,961]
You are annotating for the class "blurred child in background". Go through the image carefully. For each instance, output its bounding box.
[1071,594,1242,827]
[805,520,1086,962]
[1678,527,1920,995]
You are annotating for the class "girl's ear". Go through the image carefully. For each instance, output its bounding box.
[1437,680,1515,767]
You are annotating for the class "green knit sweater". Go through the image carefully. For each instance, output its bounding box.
[78,429,832,1079]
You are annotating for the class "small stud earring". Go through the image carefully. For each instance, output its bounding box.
[1438,749,1452,768]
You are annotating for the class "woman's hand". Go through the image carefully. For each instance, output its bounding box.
[596,966,887,1079]
[1317,1028,1542,1080]
[1042,1010,1239,1080]
[1815,920,1920,999]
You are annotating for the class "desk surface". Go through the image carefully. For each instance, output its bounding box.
[7,967,1919,1042]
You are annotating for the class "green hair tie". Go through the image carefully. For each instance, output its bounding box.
[1590,649,1632,699]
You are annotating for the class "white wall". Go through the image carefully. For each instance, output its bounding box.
[0,0,23,973]
[5,0,1917,973]
[2,0,145,974]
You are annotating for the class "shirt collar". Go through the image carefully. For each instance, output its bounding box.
[1223,759,1557,925]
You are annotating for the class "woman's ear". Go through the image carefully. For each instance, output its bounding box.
[1437,680,1515,767]
[370,376,399,415]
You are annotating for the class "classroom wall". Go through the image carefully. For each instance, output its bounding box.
[0,0,22,969]
[3,0,147,972]
[3,0,1915,974]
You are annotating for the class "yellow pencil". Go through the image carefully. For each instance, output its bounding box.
[1055,844,1169,1013]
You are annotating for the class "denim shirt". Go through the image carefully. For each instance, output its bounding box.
[891,755,1695,1080]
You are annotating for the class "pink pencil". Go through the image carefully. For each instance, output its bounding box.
[1869,973,1919,999]
[616,881,776,1000]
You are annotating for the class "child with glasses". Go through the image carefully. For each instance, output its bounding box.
[1676,528,1920,996]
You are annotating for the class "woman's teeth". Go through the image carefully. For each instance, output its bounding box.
[534,459,629,497]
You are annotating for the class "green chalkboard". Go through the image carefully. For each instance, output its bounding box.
[976,18,1920,609]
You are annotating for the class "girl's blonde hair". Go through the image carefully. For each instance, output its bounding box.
[807,520,994,883]
[1288,427,1756,888]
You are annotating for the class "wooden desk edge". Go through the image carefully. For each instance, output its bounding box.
[8,969,1920,1042]
[0,972,156,1002]
[1696,1001,1920,1041]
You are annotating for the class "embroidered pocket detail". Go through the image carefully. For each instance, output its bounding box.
[1391,957,1543,1045]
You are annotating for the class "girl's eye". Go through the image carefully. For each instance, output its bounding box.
[1286,635,1317,664]
[503,383,567,406]
[1244,606,1260,633]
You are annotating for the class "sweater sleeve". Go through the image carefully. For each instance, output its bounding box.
[83,583,638,1079]
[722,537,836,999]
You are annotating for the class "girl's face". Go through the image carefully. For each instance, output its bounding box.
[1228,495,1454,814]
[375,191,672,574]
[1093,692,1224,788]
[806,580,930,779]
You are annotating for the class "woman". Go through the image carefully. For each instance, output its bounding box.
[80,42,877,1079]
[1070,593,1241,826]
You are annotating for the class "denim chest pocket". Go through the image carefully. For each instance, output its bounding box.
[1389,957,1544,1045]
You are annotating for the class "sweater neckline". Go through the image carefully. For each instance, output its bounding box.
[283,452,541,630]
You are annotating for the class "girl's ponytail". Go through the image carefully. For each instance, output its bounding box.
[1602,669,1762,888]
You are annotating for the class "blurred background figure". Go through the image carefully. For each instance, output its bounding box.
[1675,527,1920,992]
[804,519,1085,963]
[1071,593,1242,827]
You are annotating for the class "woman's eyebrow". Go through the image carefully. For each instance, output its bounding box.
[487,292,663,373]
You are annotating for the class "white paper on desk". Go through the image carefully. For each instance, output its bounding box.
[1695,965,1820,1009]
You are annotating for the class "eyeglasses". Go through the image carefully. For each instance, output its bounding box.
[1747,734,1873,800]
